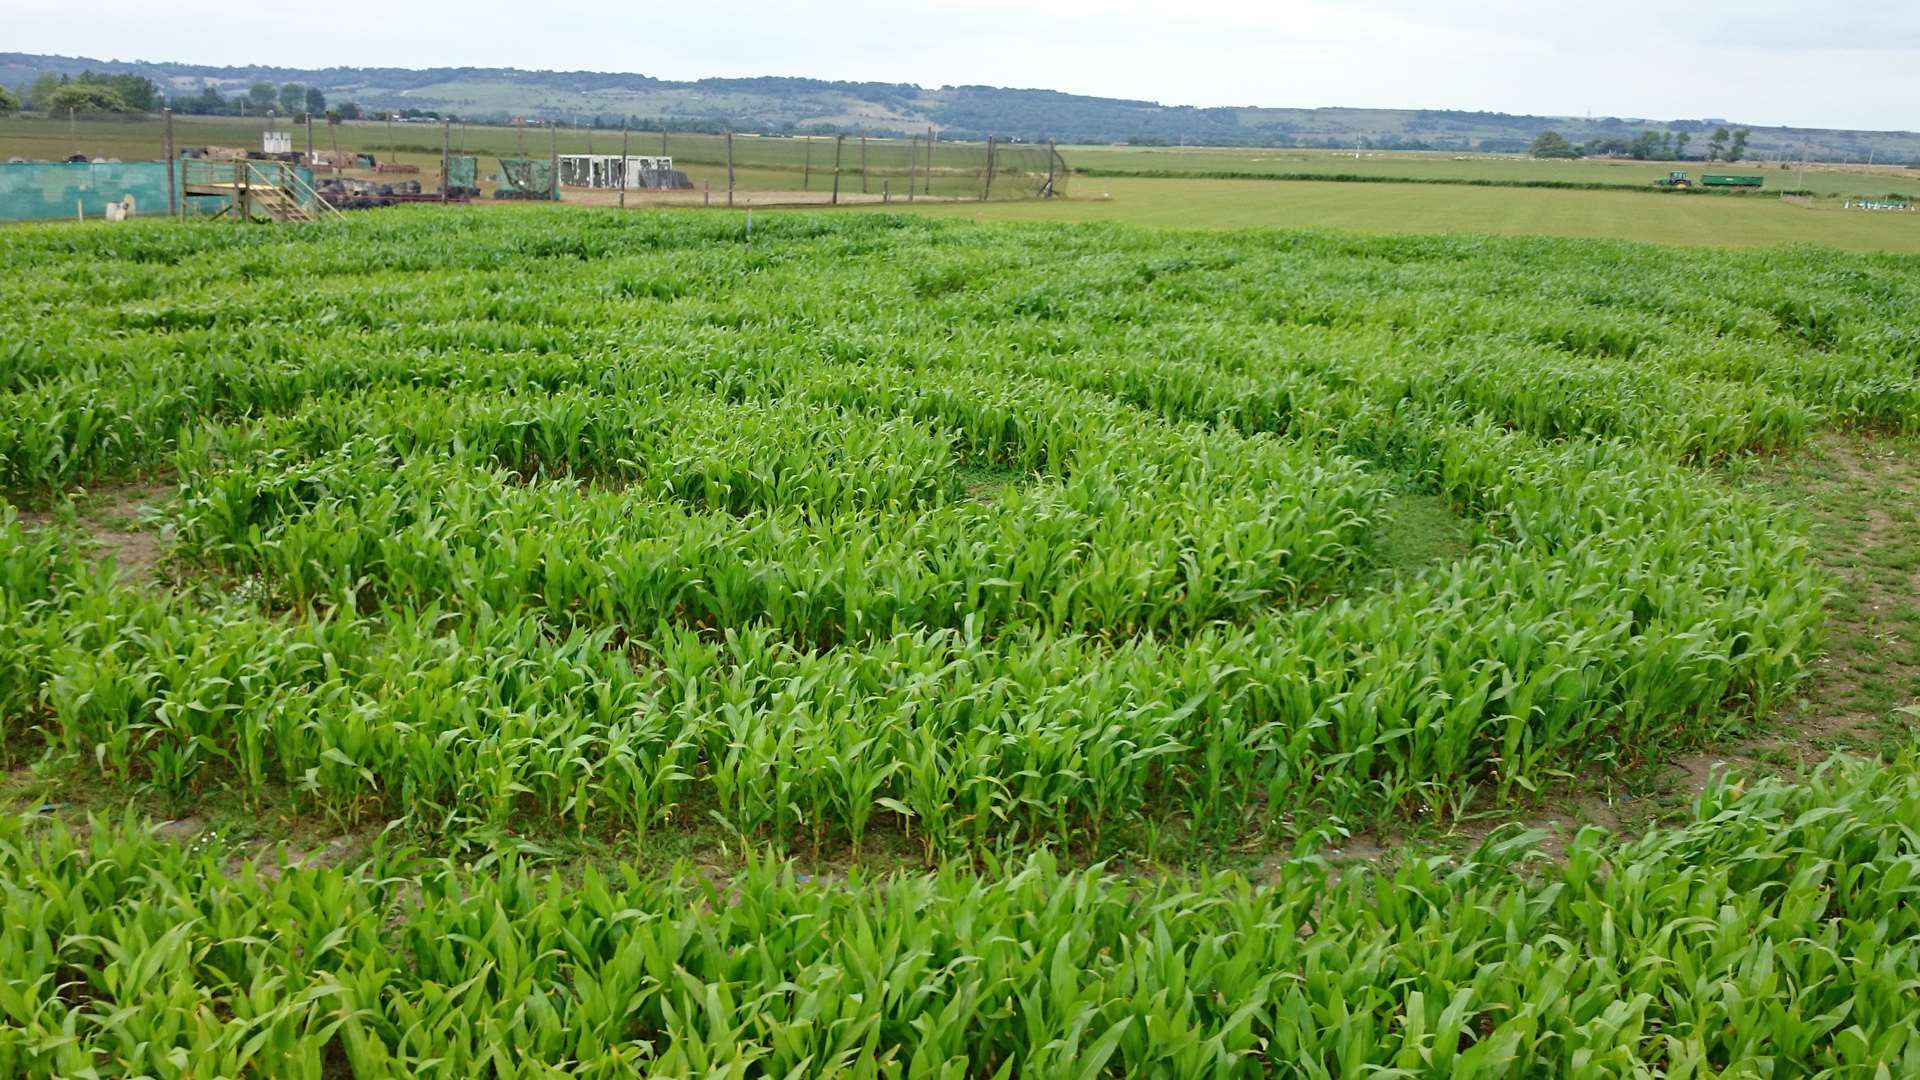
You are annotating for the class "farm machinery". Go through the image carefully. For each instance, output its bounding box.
[1655,171,1765,190]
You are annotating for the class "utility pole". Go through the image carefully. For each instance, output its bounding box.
[549,121,558,200]
[803,135,812,191]
[906,134,918,202]
[982,136,996,200]
[441,117,450,203]
[925,126,935,195]
[725,128,734,208]
[860,133,868,194]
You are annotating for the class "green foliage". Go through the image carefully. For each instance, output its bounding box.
[40,82,131,114]
[3,209,1916,851]
[0,86,19,115]
[4,756,1920,1074]
[1528,130,1576,159]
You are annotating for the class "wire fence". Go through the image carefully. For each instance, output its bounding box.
[0,110,1069,218]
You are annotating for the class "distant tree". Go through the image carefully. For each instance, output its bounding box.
[1630,130,1664,160]
[0,86,19,114]
[26,72,62,110]
[1707,127,1730,161]
[1674,131,1691,160]
[178,86,228,115]
[1659,132,1674,158]
[43,82,133,113]
[335,101,363,121]
[75,72,156,111]
[279,83,306,116]
[247,82,276,113]
[305,87,327,115]
[1530,130,1578,159]
[1727,128,1750,163]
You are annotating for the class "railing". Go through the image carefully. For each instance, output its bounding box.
[179,158,343,220]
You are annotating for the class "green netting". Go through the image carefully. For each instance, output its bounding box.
[0,161,177,221]
[447,155,479,195]
[496,158,557,200]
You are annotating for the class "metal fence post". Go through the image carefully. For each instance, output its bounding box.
[619,123,630,209]
[163,108,177,219]
[832,135,844,205]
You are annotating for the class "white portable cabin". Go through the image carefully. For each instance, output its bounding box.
[263,131,293,155]
[556,154,676,189]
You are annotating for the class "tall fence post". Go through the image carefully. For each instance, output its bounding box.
[860,133,868,194]
[441,117,451,204]
[1044,139,1056,198]
[619,123,630,210]
[803,135,812,191]
[163,108,177,219]
[305,111,314,163]
[906,135,918,203]
[925,127,935,195]
[725,129,735,208]
[831,135,844,205]
[548,121,558,200]
[982,136,996,201]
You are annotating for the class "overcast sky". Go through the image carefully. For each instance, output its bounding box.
[6,0,1917,131]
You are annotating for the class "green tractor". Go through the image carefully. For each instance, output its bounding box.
[1655,171,1693,189]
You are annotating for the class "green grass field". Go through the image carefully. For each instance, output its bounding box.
[1063,143,1920,199]
[896,175,1920,252]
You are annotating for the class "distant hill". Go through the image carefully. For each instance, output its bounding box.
[5,52,1917,162]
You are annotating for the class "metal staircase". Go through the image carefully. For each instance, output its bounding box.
[181,160,342,223]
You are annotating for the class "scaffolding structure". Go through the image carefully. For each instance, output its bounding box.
[556,154,692,190]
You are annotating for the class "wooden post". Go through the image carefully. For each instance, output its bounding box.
[549,121,558,200]
[68,108,76,155]
[305,111,314,162]
[925,126,934,195]
[660,130,668,156]
[860,134,868,194]
[1044,140,1056,198]
[906,135,917,202]
[803,135,811,191]
[883,179,889,204]
[725,128,734,208]
[163,108,177,219]
[982,136,995,201]
[619,123,630,209]
[386,112,394,160]
[703,180,710,207]
[831,135,844,205]
[441,117,451,203]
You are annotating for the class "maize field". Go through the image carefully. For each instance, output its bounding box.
[2,206,1920,1074]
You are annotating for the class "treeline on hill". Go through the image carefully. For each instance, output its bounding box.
[5,51,1919,160]
[1530,126,1758,163]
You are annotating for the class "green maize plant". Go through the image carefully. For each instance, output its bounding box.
[3,206,1919,1069]
[3,757,1919,1075]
